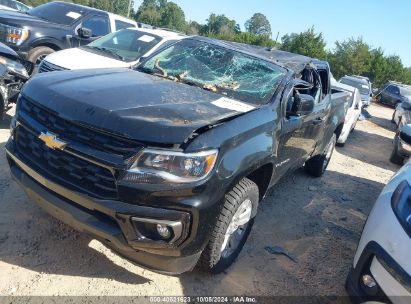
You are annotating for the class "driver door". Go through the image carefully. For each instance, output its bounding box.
[274,82,320,181]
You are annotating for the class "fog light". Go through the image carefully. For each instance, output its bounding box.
[157,224,171,239]
[361,274,377,288]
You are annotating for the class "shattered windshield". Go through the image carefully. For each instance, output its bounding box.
[138,39,285,105]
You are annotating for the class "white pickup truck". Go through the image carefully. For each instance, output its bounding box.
[39,28,186,73]
[331,80,362,146]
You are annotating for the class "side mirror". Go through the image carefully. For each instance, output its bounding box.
[400,124,411,145]
[78,27,92,39]
[291,93,315,116]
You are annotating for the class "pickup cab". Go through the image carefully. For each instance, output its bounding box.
[0,1,137,73]
[6,37,349,274]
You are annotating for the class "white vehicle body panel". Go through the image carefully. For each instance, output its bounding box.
[332,81,362,144]
[371,258,410,300]
[43,28,185,71]
[353,161,411,302]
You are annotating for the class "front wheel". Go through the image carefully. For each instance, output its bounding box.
[198,178,259,274]
[27,46,55,74]
[305,133,336,177]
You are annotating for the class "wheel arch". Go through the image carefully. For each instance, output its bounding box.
[245,163,274,201]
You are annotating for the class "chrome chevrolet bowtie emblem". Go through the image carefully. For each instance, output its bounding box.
[38,131,67,150]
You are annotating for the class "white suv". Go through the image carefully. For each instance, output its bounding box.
[38,28,185,73]
[346,161,411,303]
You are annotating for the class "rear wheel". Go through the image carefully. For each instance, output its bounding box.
[390,135,405,165]
[27,46,55,74]
[305,133,336,177]
[198,178,259,274]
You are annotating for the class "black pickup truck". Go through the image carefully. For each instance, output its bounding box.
[0,1,137,73]
[6,37,349,274]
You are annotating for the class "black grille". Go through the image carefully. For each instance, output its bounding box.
[16,126,118,199]
[38,61,67,73]
[19,98,141,157]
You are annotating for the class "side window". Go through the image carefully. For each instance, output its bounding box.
[300,68,322,104]
[82,15,110,37]
[16,2,29,12]
[115,20,135,31]
[317,69,329,97]
[392,86,400,95]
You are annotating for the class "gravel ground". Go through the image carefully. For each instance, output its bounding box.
[0,103,400,296]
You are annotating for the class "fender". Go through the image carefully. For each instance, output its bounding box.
[186,104,280,194]
[29,37,65,51]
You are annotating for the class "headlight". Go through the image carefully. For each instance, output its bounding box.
[391,180,411,237]
[0,55,29,78]
[123,148,218,184]
[3,25,29,46]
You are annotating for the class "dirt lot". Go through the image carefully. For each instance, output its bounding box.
[0,103,400,296]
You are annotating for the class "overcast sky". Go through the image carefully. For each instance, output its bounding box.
[134,0,411,66]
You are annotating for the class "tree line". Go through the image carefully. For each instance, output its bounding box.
[21,0,411,87]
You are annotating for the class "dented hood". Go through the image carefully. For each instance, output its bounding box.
[22,68,256,144]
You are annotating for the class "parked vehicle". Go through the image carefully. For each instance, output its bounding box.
[39,28,185,72]
[339,75,372,107]
[0,1,137,73]
[346,160,411,303]
[0,0,30,12]
[392,100,411,127]
[390,113,411,165]
[0,42,29,121]
[331,80,362,146]
[6,37,349,274]
[376,81,411,107]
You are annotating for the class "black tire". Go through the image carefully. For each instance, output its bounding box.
[198,178,259,274]
[27,46,55,74]
[305,133,337,177]
[390,135,405,165]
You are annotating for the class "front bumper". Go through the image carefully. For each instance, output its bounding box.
[346,242,411,303]
[6,141,204,274]
[346,173,411,303]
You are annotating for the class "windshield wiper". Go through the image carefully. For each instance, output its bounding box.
[87,46,125,61]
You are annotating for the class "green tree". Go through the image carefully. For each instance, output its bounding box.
[135,0,162,26]
[159,1,186,31]
[204,13,237,35]
[135,0,186,30]
[328,37,371,79]
[245,13,271,36]
[186,20,204,35]
[280,27,327,59]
